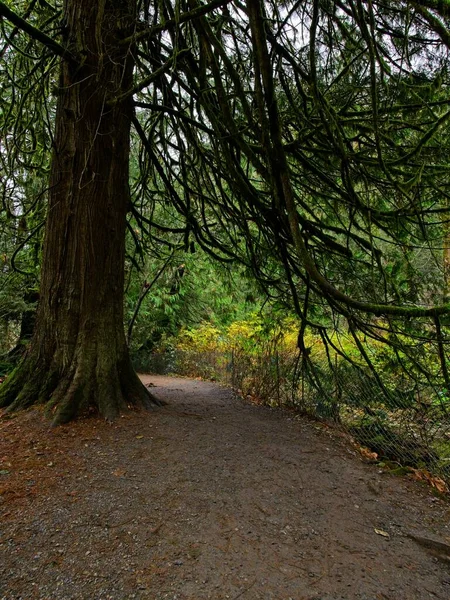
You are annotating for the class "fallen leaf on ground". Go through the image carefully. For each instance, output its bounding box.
[113,468,127,477]
[410,469,448,494]
[374,528,390,539]
[360,447,378,460]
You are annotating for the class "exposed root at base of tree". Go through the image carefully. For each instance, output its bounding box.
[0,351,164,426]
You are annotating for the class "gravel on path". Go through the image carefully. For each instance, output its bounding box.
[1,375,449,600]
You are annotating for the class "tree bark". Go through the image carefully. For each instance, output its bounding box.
[6,290,39,363]
[0,0,162,424]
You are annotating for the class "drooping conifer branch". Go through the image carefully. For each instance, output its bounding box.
[0,0,74,61]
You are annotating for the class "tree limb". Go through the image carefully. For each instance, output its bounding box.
[0,0,74,62]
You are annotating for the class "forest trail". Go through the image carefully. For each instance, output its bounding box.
[1,376,450,600]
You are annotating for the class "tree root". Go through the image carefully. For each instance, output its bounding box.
[0,350,163,425]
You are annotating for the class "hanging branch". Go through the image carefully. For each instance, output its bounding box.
[127,252,175,345]
[434,314,450,394]
[246,0,450,318]
[0,1,74,62]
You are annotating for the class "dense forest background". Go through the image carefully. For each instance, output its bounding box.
[1,0,450,483]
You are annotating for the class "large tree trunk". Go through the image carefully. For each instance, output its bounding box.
[0,0,161,424]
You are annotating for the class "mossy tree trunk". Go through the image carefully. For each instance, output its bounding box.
[0,0,161,424]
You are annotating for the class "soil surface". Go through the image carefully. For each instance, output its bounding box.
[1,375,450,600]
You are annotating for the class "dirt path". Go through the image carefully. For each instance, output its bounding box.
[1,376,450,600]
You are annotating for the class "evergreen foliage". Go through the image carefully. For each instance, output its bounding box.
[1,0,450,420]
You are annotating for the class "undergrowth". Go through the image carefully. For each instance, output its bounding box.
[139,316,450,486]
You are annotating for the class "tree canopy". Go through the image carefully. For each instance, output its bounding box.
[1,0,450,420]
